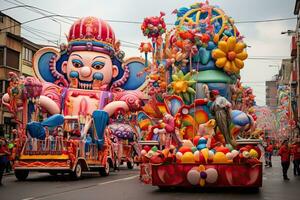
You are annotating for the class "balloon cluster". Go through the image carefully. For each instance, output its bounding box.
[140,137,261,166]
[141,12,166,41]
[109,123,134,140]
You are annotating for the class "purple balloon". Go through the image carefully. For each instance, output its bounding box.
[200,171,207,179]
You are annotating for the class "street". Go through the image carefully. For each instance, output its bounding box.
[0,157,299,200]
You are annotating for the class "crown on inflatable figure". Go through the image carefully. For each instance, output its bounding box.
[67,16,116,56]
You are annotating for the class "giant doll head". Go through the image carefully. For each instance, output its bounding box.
[33,17,148,91]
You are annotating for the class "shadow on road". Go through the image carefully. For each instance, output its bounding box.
[152,186,261,194]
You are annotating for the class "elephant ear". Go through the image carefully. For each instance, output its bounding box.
[33,47,68,84]
[120,57,149,91]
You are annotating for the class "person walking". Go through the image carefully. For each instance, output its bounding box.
[0,139,10,185]
[265,143,273,167]
[291,139,300,176]
[278,140,291,180]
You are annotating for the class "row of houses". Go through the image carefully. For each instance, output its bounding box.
[265,0,300,140]
[0,12,43,137]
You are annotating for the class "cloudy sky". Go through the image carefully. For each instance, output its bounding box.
[0,0,296,105]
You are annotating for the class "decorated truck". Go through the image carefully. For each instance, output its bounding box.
[137,1,263,189]
[109,108,140,169]
[2,17,147,180]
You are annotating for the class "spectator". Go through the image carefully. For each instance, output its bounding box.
[0,139,10,185]
[291,139,300,176]
[278,140,291,180]
[265,143,273,167]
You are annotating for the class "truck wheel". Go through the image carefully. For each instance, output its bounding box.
[49,172,58,176]
[127,161,133,169]
[15,170,29,181]
[99,160,110,176]
[71,162,82,179]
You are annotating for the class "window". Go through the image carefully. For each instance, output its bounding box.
[23,47,33,62]
[0,15,3,23]
[6,48,20,69]
[0,47,4,65]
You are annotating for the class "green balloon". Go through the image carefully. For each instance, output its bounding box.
[191,146,198,153]
[8,143,14,149]
[226,144,234,151]
[151,146,158,152]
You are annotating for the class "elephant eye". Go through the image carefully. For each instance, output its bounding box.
[92,61,105,70]
[72,59,83,68]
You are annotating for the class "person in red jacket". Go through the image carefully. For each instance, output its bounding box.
[278,140,291,180]
[265,143,273,167]
[291,139,300,176]
[0,139,10,185]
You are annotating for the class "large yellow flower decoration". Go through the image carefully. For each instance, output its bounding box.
[212,36,248,73]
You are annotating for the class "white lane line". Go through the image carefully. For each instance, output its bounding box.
[97,175,139,186]
[32,175,139,200]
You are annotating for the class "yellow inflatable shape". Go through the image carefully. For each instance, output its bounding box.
[249,149,258,158]
[212,36,248,74]
[181,152,195,164]
[201,148,209,163]
[213,152,228,164]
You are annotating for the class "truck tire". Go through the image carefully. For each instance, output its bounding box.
[99,160,110,176]
[15,170,29,181]
[49,172,58,176]
[71,162,82,180]
[127,161,133,169]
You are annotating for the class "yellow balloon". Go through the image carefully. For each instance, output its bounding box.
[201,148,209,163]
[236,51,248,60]
[224,60,232,72]
[234,42,246,54]
[234,58,244,69]
[212,49,226,59]
[218,41,228,53]
[216,57,227,68]
[227,37,237,51]
[213,152,228,164]
[249,149,258,158]
[181,152,195,163]
[200,179,206,187]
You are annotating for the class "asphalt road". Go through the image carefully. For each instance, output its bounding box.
[1,156,300,200]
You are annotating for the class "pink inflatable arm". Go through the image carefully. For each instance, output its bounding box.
[39,96,60,115]
[113,90,146,111]
[103,101,129,116]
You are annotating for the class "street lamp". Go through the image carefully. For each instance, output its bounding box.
[281,30,296,36]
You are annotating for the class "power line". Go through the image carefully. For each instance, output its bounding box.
[3,0,74,24]
[235,17,296,24]
[0,14,70,32]
[22,26,58,45]
[1,3,297,26]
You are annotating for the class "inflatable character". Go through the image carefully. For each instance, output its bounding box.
[2,17,148,138]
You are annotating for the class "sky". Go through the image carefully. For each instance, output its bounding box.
[0,0,297,105]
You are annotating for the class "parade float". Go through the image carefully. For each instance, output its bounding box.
[137,1,263,189]
[1,17,148,180]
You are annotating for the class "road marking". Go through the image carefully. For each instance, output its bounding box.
[31,175,139,200]
[97,175,139,186]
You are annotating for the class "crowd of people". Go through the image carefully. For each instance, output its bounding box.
[265,138,300,180]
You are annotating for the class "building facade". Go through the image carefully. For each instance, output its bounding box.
[0,12,42,137]
[294,0,300,131]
